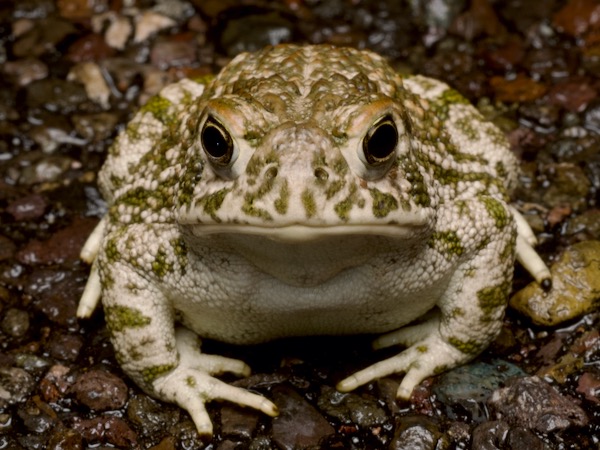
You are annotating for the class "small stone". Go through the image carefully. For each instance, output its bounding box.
[47,427,84,450]
[490,74,547,103]
[510,240,600,326]
[506,427,547,450]
[0,235,16,261]
[150,35,197,70]
[433,359,525,423]
[46,333,84,362]
[548,78,597,113]
[317,386,387,428]
[72,370,128,411]
[17,217,98,265]
[0,367,36,407]
[450,0,505,40]
[72,416,138,448]
[541,163,591,212]
[553,0,600,37]
[2,58,48,86]
[134,11,177,43]
[271,385,334,450]
[72,112,119,142]
[576,372,600,404]
[220,405,260,440]
[39,365,74,403]
[471,420,511,450]
[68,62,112,109]
[6,194,47,221]
[1,308,30,337]
[126,394,180,435]
[389,415,446,450]
[488,376,588,433]
[67,33,115,62]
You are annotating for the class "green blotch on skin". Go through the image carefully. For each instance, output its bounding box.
[104,237,120,264]
[478,281,511,319]
[448,337,485,355]
[480,196,510,229]
[152,248,173,278]
[302,189,316,218]
[142,364,176,384]
[141,95,176,126]
[416,345,428,353]
[242,194,273,220]
[105,305,151,333]
[246,151,279,177]
[191,74,215,86]
[433,365,450,375]
[186,376,196,387]
[197,188,230,220]
[370,188,399,218]
[274,181,289,215]
[325,179,346,199]
[428,231,464,259]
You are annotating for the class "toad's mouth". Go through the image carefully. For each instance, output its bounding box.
[189,223,428,243]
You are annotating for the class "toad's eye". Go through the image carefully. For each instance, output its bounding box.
[201,116,234,166]
[362,115,398,166]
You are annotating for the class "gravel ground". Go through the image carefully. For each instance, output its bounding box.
[1,1,599,449]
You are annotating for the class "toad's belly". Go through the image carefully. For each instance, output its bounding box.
[172,267,450,344]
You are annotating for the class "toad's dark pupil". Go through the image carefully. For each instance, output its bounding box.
[202,119,232,161]
[364,117,398,164]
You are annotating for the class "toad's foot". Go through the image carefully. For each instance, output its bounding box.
[153,329,278,436]
[337,313,470,399]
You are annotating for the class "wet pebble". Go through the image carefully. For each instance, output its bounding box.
[39,365,74,403]
[548,78,597,113]
[553,0,600,37]
[0,235,17,261]
[219,405,260,440]
[17,217,98,265]
[47,427,83,450]
[433,359,525,423]
[540,163,591,212]
[25,78,89,114]
[511,240,600,326]
[134,10,177,44]
[576,372,600,403]
[12,17,77,58]
[72,370,128,411]
[68,62,112,108]
[317,386,387,428]
[271,385,335,449]
[1,308,29,337]
[67,32,116,62]
[564,208,600,241]
[17,396,58,433]
[126,394,181,436]
[0,367,35,407]
[6,194,47,221]
[46,332,84,362]
[150,34,198,70]
[488,376,588,433]
[2,58,48,86]
[72,112,119,142]
[389,415,447,450]
[71,415,138,448]
[490,74,547,103]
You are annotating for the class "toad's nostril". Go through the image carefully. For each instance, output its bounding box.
[314,167,329,181]
[265,166,278,179]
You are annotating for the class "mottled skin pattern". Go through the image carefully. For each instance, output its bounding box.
[80,45,533,436]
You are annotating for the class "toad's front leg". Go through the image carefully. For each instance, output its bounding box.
[98,228,277,437]
[338,196,518,398]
